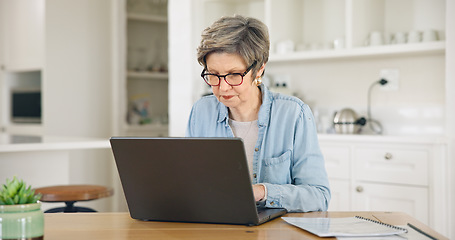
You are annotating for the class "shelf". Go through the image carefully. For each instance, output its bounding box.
[125,123,168,131]
[2,67,42,73]
[127,71,168,80]
[127,13,167,23]
[269,41,445,63]
[122,123,169,137]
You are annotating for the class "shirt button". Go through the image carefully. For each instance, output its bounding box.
[253,173,257,178]
[255,148,259,152]
[270,201,275,205]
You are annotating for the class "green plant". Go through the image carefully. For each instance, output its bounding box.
[0,177,41,205]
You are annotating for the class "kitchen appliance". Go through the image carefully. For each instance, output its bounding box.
[333,108,366,134]
[10,88,42,123]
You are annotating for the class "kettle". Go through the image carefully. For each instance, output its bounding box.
[333,108,366,134]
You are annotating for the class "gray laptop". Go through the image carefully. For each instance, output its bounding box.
[110,137,287,226]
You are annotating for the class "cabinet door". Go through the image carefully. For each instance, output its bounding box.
[352,182,428,224]
[320,144,350,179]
[327,179,350,211]
[1,0,44,71]
[355,145,429,186]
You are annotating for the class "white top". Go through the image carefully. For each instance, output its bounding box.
[0,133,110,152]
[228,119,258,179]
[228,119,267,201]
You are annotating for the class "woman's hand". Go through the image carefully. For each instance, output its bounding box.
[252,184,265,202]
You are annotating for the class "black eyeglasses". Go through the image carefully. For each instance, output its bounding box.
[201,61,257,86]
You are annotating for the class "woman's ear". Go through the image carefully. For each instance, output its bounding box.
[256,63,266,78]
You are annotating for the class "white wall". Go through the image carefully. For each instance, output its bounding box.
[0,0,5,67]
[44,0,112,138]
[168,0,196,136]
[446,1,455,238]
[267,54,445,136]
[0,1,3,130]
[44,0,114,211]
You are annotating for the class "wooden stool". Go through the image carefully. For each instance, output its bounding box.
[34,185,114,213]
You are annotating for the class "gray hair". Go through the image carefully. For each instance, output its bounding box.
[197,15,270,77]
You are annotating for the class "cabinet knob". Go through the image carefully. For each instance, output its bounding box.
[384,152,393,160]
[356,186,364,193]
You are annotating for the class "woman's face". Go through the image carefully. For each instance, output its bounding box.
[205,52,262,110]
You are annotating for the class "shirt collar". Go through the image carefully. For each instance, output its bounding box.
[216,84,272,127]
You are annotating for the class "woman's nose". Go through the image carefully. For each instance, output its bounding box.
[218,77,231,91]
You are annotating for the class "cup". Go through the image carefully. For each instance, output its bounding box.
[391,32,406,44]
[333,37,345,49]
[276,40,295,54]
[407,30,421,43]
[422,29,438,42]
[366,31,384,46]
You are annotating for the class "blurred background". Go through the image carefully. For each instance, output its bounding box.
[0,0,454,238]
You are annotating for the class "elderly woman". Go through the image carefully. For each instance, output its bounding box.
[186,15,330,212]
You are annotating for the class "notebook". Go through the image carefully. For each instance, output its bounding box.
[282,216,408,237]
[110,137,287,226]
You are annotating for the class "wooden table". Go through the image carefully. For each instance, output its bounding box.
[43,211,448,240]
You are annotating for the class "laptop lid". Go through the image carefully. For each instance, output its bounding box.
[110,137,286,225]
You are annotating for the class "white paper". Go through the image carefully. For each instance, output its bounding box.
[282,217,407,237]
[337,225,434,240]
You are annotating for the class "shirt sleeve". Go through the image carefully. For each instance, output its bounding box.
[262,104,331,212]
[185,101,197,137]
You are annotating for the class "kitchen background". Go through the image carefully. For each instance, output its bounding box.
[168,0,454,238]
[0,0,454,239]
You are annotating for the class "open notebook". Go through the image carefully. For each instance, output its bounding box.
[282,216,408,237]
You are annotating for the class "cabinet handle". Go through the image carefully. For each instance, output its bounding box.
[384,152,393,160]
[356,186,364,193]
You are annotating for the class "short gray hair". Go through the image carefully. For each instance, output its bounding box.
[197,15,269,77]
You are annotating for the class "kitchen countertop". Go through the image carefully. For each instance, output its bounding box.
[1,133,445,152]
[318,133,448,144]
[0,133,110,152]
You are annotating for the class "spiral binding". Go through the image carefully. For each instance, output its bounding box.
[355,216,408,233]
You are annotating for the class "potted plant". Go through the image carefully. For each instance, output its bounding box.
[0,177,44,240]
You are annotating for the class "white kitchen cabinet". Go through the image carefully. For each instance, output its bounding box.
[321,139,430,223]
[113,0,169,137]
[354,144,429,186]
[352,182,428,223]
[327,179,350,212]
[0,0,44,71]
[318,134,448,235]
[322,143,351,180]
[0,0,44,134]
[321,143,351,212]
[351,142,430,224]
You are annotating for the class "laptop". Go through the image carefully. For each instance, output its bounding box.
[110,137,287,226]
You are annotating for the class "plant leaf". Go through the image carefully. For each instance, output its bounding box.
[5,196,14,205]
[18,193,28,204]
[0,177,40,205]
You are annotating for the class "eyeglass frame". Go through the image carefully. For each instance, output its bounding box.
[201,61,257,87]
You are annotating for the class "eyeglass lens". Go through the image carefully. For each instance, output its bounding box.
[204,74,243,86]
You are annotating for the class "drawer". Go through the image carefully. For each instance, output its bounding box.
[352,181,428,224]
[327,179,350,211]
[354,146,429,186]
[320,144,350,180]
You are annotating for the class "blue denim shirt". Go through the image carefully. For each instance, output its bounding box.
[186,84,330,212]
